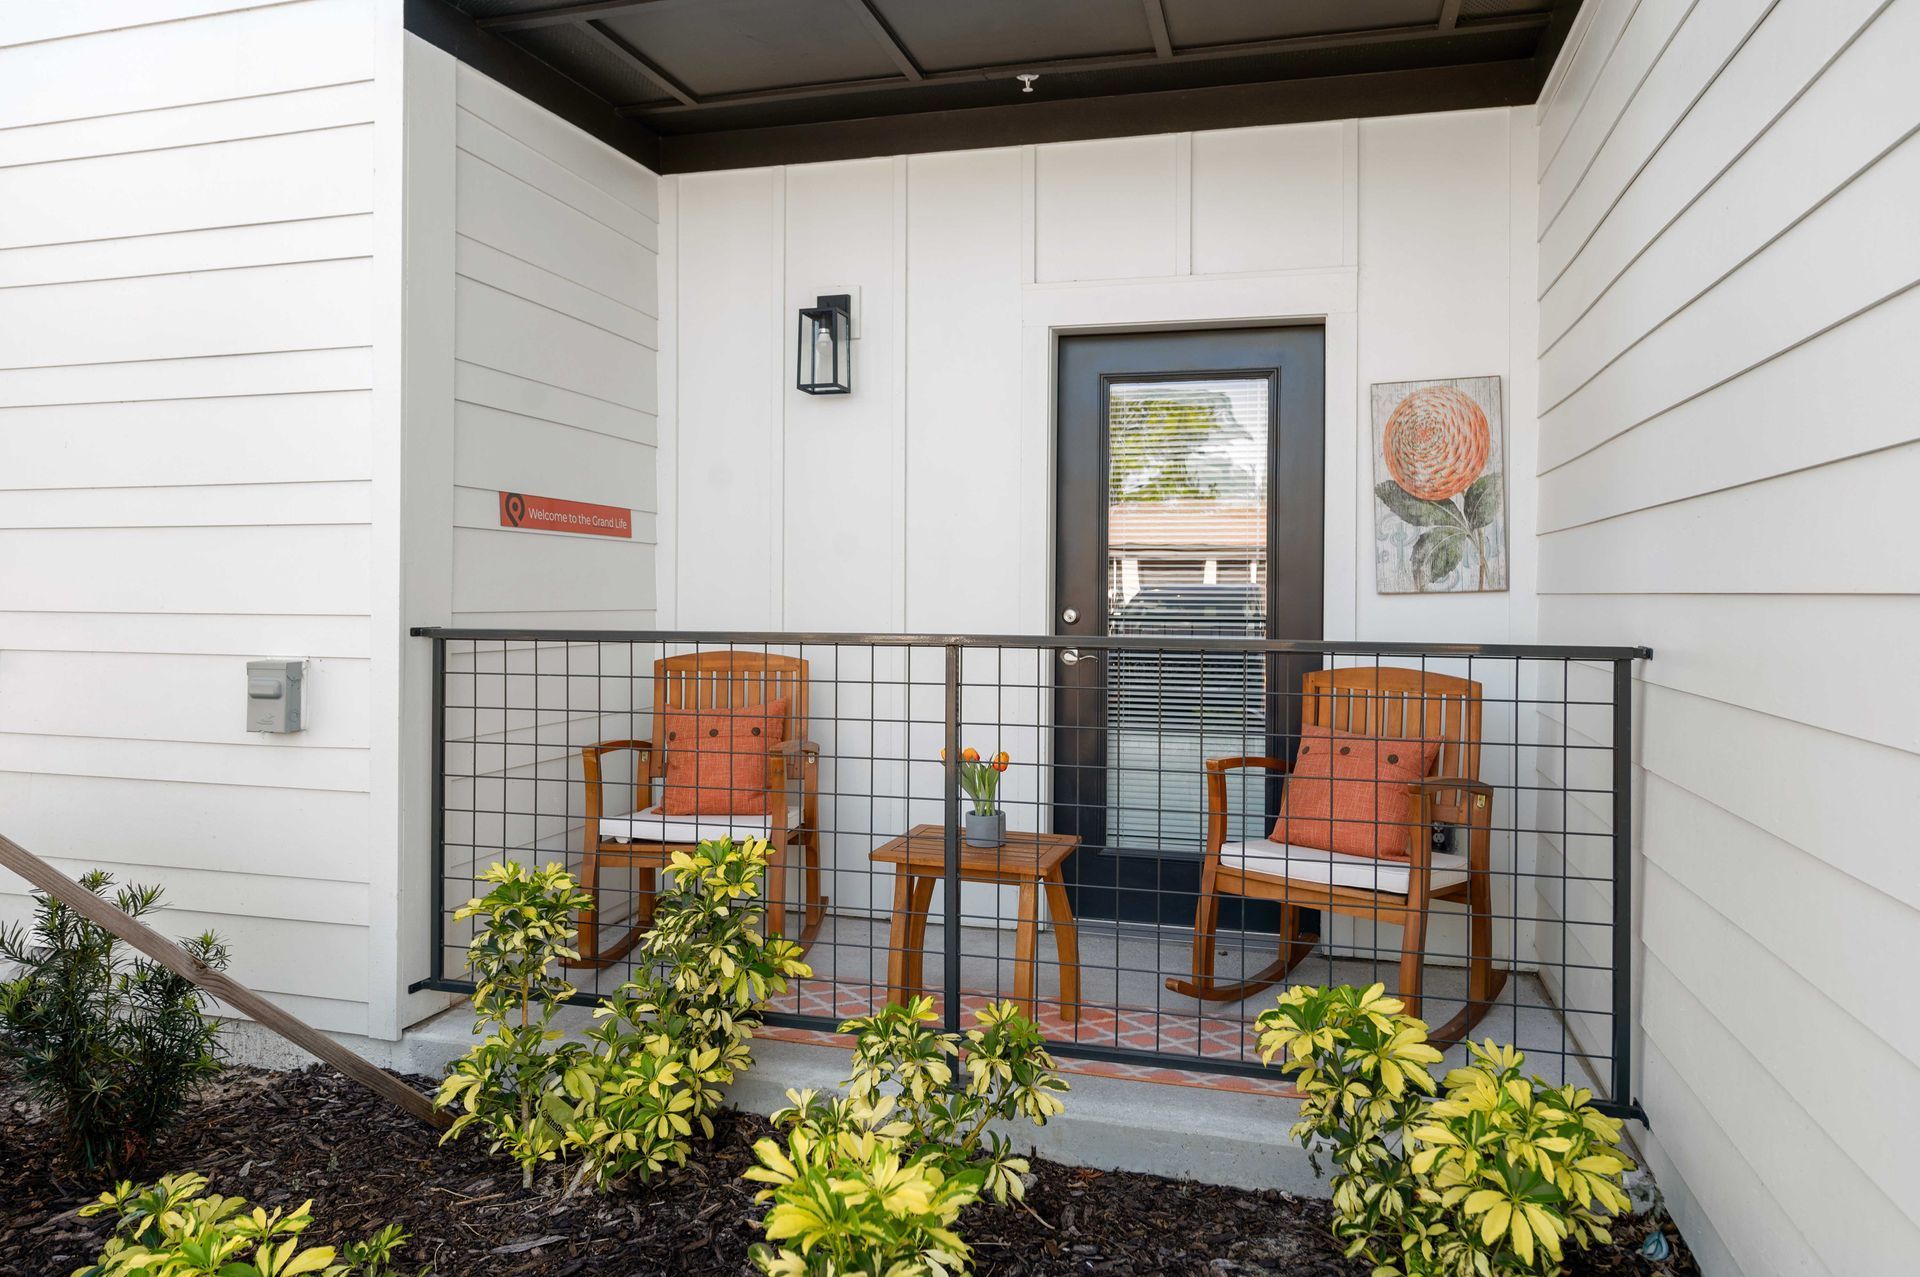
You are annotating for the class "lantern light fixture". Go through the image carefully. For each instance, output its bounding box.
[796,293,853,395]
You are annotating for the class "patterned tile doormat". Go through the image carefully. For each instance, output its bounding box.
[762,980,1300,1098]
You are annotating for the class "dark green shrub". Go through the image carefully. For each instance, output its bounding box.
[0,871,228,1178]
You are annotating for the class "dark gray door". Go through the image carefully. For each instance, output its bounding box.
[1053,327,1324,925]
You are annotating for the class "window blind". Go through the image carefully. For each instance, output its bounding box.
[1103,378,1272,856]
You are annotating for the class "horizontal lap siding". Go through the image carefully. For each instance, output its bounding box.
[0,0,378,1035]
[431,64,662,889]
[449,64,659,633]
[1534,2,1920,1272]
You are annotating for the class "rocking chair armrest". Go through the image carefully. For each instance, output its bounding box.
[1200,756,1290,859]
[765,740,818,844]
[584,738,652,758]
[1406,776,1494,825]
[767,739,822,814]
[1404,777,1495,881]
[767,738,820,782]
[1204,755,1290,776]
[580,740,656,826]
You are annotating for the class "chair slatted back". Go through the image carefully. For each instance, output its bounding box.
[650,651,809,776]
[1299,667,1481,781]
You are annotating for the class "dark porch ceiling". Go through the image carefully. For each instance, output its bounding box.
[406,0,1583,174]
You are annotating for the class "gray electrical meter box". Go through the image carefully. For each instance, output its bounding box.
[246,659,305,733]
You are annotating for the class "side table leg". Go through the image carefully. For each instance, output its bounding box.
[886,871,914,1009]
[904,876,937,1012]
[1043,870,1081,1024]
[1014,880,1039,1022]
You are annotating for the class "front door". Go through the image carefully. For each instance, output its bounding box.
[1053,327,1324,926]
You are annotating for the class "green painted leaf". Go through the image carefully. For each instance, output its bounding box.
[1411,529,1468,586]
[1463,473,1503,529]
[1375,482,1465,528]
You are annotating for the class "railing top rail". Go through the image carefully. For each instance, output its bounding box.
[410,626,1651,661]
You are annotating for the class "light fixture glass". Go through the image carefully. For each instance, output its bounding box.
[796,294,852,395]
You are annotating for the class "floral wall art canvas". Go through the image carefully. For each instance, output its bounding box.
[1370,376,1508,593]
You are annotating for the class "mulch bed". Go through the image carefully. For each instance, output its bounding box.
[2,1066,1696,1276]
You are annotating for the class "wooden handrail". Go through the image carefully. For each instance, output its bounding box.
[0,832,449,1130]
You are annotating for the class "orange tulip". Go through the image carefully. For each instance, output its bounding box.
[939,747,946,761]
[992,751,1010,772]
[962,747,980,763]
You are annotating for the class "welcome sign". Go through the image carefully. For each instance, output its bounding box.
[497,491,632,538]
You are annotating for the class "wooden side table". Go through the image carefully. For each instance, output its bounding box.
[869,824,1081,1023]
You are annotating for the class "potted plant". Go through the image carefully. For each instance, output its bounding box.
[944,747,1010,847]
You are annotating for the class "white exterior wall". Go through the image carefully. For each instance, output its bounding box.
[395,40,663,936]
[1533,2,1920,1273]
[0,0,388,1037]
[657,111,1545,938]
[0,10,662,1041]
[441,65,661,630]
[659,111,1539,645]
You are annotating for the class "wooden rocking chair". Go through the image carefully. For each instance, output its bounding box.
[1166,666,1508,1047]
[566,650,827,969]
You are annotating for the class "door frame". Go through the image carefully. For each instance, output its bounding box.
[1008,271,1360,866]
[1048,325,1325,924]
[1054,330,1327,652]
[1015,270,1362,646]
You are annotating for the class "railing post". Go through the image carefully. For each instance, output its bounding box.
[943,641,962,1034]
[1610,656,1644,1122]
[428,635,447,986]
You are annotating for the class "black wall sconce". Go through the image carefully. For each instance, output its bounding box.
[796,293,852,395]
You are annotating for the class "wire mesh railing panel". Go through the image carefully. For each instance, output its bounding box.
[416,629,1645,1119]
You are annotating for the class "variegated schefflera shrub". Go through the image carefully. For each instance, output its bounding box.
[1257,983,1635,1277]
[72,1172,415,1277]
[564,836,810,1190]
[434,861,594,1187]
[744,997,1068,1276]
[434,838,808,1193]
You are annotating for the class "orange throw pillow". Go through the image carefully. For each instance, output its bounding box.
[659,698,790,815]
[1271,723,1440,859]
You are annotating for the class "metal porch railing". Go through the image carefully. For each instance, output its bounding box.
[410,628,1648,1121]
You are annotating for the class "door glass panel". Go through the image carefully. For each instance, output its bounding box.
[1105,377,1272,856]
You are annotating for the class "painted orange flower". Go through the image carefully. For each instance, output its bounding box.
[1382,385,1490,501]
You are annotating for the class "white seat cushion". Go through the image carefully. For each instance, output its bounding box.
[1220,838,1468,894]
[598,805,802,844]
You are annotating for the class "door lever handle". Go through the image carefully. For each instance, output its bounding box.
[1059,649,1097,666]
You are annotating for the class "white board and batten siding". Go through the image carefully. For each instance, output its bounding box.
[0,0,384,1035]
[664,116,1538,644]
[661,113,1543,930]
[1533,1,1920,1272]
